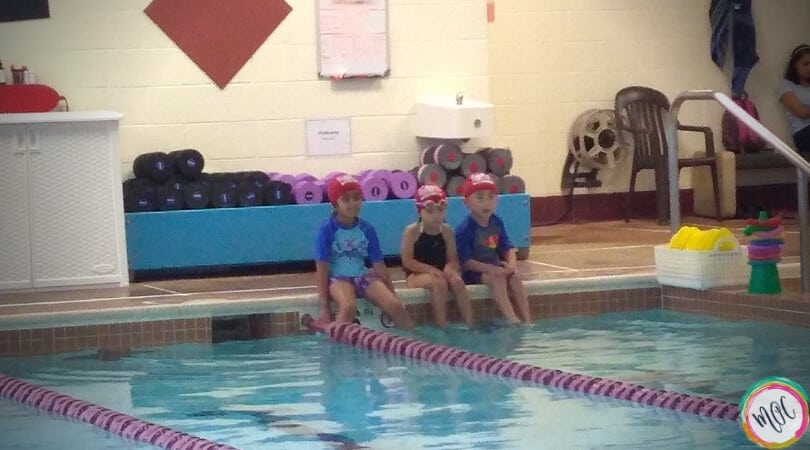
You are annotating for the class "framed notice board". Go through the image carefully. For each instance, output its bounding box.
[316,0,390,80]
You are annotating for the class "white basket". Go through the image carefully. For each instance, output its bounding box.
[654,243,748,290]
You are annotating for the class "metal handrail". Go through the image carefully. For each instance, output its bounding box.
[666,89,810,292]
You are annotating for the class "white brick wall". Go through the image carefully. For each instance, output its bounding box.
[488,0,810,195]
[0,0,807,194]
[0,0,489,180]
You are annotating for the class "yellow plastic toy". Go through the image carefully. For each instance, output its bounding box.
[669,226,737,251]
[669,226,699,249]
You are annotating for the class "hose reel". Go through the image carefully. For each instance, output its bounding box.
[562,109,625,190]
[541,109,625,226]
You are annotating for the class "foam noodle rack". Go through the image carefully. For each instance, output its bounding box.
[125,194,531,272]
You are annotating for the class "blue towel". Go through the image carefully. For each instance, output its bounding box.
[710,0,731,68]
[709,0,759,97]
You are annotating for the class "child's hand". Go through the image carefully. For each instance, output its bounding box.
[486,264,508,277]
[504,260,517,274]
[430,267,444,278]
[443,264,459,278]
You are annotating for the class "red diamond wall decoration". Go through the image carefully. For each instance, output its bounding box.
[145,0,292,89]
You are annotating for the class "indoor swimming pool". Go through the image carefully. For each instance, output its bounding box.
[2,309,810,449]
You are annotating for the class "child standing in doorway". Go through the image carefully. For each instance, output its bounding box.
[400,184,475,328]
[314,175,414,329]
[455,173,531,325]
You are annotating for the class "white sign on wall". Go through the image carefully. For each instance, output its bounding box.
[316,0,390,79]
[305,118,352,156]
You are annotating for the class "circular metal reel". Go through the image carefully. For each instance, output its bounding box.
[568,109,626,169]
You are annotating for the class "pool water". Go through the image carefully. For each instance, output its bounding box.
[2,309,810,449]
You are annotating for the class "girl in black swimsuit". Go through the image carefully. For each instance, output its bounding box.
[400,185,474,327]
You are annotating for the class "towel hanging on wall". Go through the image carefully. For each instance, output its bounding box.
[709,0,759,97]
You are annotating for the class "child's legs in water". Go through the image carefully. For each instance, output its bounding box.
[364,279,415,330]
[328,279,359,323]
[478,270,521,324]
[444,270,474,326]
[406,272,448,328]
[352,272,413,330]
[330,274,414,327]
[506,273,531,323]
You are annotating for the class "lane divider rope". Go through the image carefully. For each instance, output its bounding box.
[0,373,240,450]
[302,316,740,421]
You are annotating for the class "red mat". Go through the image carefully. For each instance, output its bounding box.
[145,0,292,89]
[0,84,61,113]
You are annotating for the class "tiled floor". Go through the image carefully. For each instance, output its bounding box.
[0,215,805,319]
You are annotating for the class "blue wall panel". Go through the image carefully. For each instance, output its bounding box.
[125,194,530,271]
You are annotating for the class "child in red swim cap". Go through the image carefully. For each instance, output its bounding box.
[455,173,530,325]
[314,174,414,329]
[400,184,474,328]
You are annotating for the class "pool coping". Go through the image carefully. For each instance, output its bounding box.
[0,256,800,331]
[1,259,805,333]
[0,274,660,331]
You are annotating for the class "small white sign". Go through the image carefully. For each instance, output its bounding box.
[305,118,351,156]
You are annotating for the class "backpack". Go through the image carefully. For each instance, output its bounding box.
[721,95,767,153]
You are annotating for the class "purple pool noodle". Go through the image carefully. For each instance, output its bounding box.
[302,318,740,422]
[295,173,317,183]
[322,171,346,182]
[272,173,296,187]
[369,169,392,188]
[293,180,324,204]
[315,180,327,202]
[359,176,389,201]
[388,171,418,199]
[0,373,239,450]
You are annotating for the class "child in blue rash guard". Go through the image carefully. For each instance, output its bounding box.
[314,175,414,329]
[455,173,531,325]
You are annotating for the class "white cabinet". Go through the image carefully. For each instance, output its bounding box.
[0,112,129,290]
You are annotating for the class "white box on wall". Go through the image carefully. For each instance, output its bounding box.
[414,96,495,139]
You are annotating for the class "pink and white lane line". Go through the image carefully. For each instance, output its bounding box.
[303,317,739,422]
[0,373,240,450]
